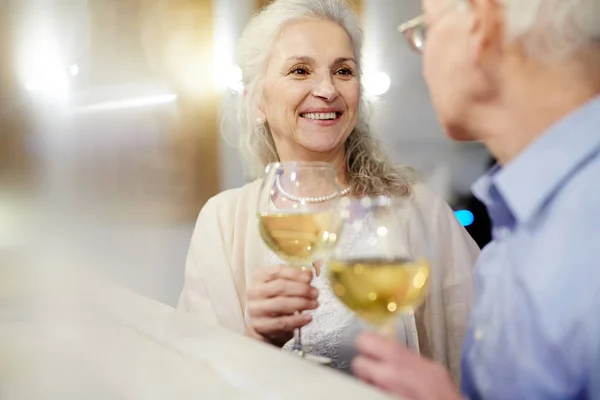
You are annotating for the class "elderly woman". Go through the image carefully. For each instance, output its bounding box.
[177,0,478,379]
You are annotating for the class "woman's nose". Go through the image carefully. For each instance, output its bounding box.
[311,77,339,102]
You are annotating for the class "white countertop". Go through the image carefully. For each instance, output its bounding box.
[0,261,393,400]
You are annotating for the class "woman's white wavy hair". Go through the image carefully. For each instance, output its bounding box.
[234,0,414,196]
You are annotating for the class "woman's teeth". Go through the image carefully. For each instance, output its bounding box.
[301,112,337,120]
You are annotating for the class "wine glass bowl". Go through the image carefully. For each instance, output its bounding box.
[258,211,339,267]
[327,196,431,332]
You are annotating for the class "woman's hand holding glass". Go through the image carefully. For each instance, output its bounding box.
[246,264,318,347]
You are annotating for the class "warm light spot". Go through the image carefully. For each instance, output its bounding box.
[413,271,427,288]
[73,94,177,114]
[364,71,391,96]
[387,302,397,312]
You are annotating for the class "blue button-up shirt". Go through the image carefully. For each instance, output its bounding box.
[461,95,600,399]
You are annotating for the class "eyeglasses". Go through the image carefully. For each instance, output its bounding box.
[397,14,427,53]
[398,1,502,54]
[397,0,467,54]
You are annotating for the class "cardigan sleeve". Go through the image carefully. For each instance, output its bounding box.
[176,196,247,333]
[412,184,479,385]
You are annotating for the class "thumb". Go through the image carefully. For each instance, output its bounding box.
[312,260,324,276]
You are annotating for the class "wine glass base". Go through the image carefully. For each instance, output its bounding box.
[292,349,332,365]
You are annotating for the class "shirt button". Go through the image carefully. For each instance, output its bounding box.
[474,328,484,340]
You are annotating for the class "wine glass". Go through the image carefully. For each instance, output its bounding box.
[327,196,431,335]
[256,161,346,360]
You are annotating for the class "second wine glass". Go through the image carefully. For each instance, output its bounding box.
[327,196,431,335]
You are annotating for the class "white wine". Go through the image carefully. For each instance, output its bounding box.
[258,212,340,266]
[328,257,430,327]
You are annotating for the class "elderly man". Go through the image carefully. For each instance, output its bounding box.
[352,0,600,399]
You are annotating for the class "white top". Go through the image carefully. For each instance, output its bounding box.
[177,179,480,382]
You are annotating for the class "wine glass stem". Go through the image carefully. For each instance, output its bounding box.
[378,323,396,338]
[292,319,303,355]
[291,263,312,356]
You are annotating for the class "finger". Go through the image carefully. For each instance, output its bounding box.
[352,356,417,398]
[244,326,267,342]
[247,279,318,300]
[252,265,313,284]
[354,344,457,400]
[247,297,318,318]
[355,332,416,363]
[252,313,312,336]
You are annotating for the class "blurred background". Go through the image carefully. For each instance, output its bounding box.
[0,0,491,307]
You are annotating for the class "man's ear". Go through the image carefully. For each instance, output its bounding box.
[468,0,505,65]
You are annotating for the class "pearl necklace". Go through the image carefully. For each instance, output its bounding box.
[275,174,351,203]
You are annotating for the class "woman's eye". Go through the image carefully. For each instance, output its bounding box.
[335,68,354,76]
[290,66,309,75]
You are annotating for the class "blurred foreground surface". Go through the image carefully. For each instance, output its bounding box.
[0,258,394,400]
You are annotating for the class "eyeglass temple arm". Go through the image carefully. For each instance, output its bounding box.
[397,14,426,33]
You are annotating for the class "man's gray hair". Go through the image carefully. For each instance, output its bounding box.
[503,0,600,59]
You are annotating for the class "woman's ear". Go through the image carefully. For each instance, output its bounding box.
[255,110,266,125]
[255,100,267,125]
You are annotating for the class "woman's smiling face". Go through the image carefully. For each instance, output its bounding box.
[258,18,361,159]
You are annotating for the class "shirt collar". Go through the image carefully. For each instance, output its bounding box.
[473,94,600,225]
